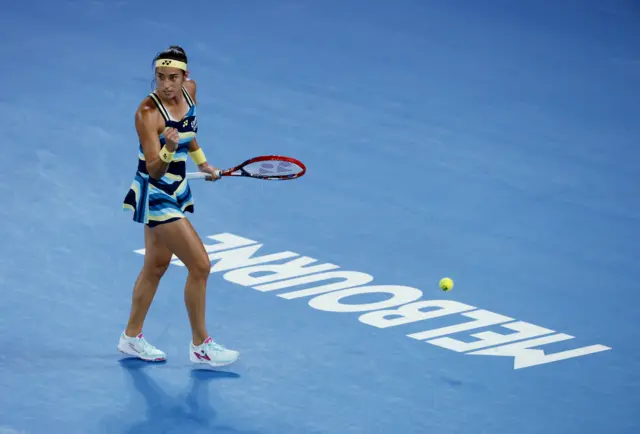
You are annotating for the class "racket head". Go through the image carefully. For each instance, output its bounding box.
[225,155,306,180]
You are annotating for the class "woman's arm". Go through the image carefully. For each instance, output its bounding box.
[136,100,180,180]
[188,138,220,180]
[184,80,220,180]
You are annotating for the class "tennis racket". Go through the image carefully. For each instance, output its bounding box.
[187,155,306,181]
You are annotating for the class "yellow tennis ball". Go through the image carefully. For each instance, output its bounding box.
[440,277,454,291]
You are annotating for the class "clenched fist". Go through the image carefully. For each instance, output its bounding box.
[164,127,180,151]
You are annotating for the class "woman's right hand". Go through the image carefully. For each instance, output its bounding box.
[164,127,180,152]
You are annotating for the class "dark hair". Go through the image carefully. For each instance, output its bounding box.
[153,45,188,64]
[151,45,188,88]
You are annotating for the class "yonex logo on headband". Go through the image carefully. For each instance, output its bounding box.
[155,59,187,71]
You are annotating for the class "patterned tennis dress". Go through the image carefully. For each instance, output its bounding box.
[123,87,198,227]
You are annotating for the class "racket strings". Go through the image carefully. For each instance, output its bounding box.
[243,160,303,177]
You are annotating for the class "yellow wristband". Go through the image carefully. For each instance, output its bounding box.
[159,146,175,163]
[188,148,207,165]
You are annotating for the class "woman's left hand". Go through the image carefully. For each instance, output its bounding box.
[199,164,221,182]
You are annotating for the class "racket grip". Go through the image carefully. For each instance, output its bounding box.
[186,170,222,180]
[186,172,209,180]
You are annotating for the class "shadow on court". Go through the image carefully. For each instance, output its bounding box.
[104,358,259,434]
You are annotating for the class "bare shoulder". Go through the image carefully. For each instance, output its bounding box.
[184,78,197,103]
[135,96,162,133]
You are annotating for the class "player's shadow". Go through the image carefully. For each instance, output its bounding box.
[115,358,253,434]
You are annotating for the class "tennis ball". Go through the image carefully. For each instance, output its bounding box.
[440,277,454,291]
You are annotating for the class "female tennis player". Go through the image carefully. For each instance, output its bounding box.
[120,45,238,367]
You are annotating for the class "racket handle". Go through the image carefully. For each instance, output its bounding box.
[186,170,221,180]
[186,172,208,180]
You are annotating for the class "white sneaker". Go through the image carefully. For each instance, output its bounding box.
[118,332,167,362]
[190,337,239,367]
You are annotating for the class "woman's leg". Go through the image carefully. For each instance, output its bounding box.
[150,217,211,346]
[124,224,173,337]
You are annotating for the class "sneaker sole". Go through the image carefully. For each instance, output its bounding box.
[190,355,239,367]
[118,345,166,362]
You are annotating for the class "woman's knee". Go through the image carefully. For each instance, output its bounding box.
[150,218,210,280]
[143,226,173,280]
[143,258,171,280]
[188,254,211,280]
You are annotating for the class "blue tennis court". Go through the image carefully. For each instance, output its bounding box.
[1,0,638,433]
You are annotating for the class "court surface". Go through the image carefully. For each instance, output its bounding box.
[1,0,639,433]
